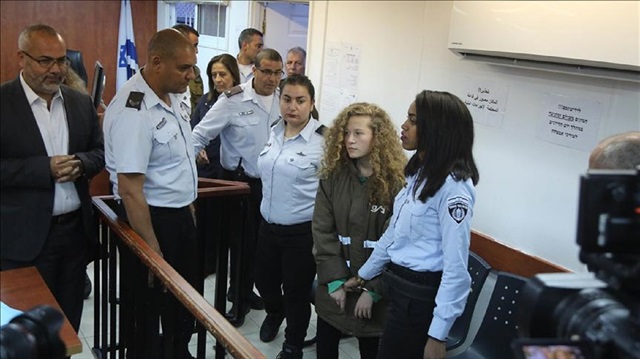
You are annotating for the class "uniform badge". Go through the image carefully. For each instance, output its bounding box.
[125,91,144,110]
[156,118,167,129]
[238,110,254,116]
[447,196,470,224]
[371,205,386,214]
[179,102,190,121]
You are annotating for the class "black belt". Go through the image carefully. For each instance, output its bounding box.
[388,262,442,286]
[51,209,81,225]
[148,205,190,213]
[262,220,311,235]
[221,169,261,186]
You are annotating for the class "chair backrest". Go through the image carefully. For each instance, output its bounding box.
[66,49,88,84]
[456,271,528,359]
[447,251,492,350]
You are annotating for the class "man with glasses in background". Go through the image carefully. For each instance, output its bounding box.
[0,24,104,332]
[192,48,283,327]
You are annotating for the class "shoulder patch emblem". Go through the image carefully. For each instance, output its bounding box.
[224,85,243,98]
[447,196,470,224]
[315,124,327,136]
[125,91,144,110]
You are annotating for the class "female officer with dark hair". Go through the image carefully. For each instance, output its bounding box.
[345,90,480,359]
[254,74,324,359]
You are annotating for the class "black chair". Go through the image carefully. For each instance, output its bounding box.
[66,49,88,84]
[449,271,528,359]
[446,251,492,350]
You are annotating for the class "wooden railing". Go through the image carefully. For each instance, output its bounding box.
[470,230,570,277]
[91,178,266,359]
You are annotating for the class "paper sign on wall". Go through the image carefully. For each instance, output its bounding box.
[320,42,361,122]
[462,81,509,128]
[536,94,602,152]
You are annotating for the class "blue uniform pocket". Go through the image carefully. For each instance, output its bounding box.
[153,127,178,162]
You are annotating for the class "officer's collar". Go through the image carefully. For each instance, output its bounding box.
[135,69,179,111]
[278,117,316,142]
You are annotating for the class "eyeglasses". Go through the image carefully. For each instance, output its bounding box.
[21,51,71,69]
[255,67,284,78]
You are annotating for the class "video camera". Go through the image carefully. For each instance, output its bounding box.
[0,305,66,359]
[514,168,640,359]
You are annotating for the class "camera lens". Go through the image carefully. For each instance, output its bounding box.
[0,305,66,359]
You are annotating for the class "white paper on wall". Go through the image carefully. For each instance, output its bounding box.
[320,42,361,122]
[461,80,509,128]
[536,93,602,152]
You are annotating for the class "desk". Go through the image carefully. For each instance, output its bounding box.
[0,266,82,356]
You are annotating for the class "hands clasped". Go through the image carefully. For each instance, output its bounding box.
[50,155,83,183]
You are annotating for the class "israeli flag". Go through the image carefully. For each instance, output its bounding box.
[116,0,138,90]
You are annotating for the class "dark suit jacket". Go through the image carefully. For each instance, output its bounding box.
[0,77,105,262]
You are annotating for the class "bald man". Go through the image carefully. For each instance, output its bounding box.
[1,24,104,333]
[103,28,198,358]
[589,131,640,170]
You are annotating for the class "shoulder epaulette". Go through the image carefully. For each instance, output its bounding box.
[270,117,282,128]
[224,85,243,98]
[125,91,144,110]
[315,124,327,136]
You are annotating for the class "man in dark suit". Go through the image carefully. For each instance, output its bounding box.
[0,24,104,332]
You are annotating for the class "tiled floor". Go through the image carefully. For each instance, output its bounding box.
[72,263,361,358]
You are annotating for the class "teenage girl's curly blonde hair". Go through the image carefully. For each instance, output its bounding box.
[319,102,407,206]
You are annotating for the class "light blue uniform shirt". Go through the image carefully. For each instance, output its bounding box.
[192,81,280,178]
[258,119,324,225]
[103,71,198,208]
[359,174,475,341]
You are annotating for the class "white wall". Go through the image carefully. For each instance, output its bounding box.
[307,1,640,272]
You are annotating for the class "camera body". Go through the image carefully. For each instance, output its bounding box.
[0,305,66,359]
[515,169,640,359]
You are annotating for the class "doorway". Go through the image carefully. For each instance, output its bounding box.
[256,1,309,69]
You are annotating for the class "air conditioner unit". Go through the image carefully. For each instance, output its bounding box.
[448,1,640,82]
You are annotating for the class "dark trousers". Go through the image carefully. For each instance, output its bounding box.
[316,317,379,359]
[0,210,87,332]
[221,170,262,303]
[376,265,441,359]
[254,220,316,348]
[118,204,198,359]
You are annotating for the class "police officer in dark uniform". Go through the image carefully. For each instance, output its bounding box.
[192,48,283,327]
[103,29,198,359]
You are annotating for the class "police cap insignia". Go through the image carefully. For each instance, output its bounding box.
[447,196,470,224]
[125,92,144,110]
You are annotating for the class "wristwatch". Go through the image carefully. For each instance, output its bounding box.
[355,275,367,287]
